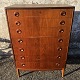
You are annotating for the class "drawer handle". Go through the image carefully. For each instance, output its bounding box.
[20,48,24,52]
[21,64,25,67]
[16,29,22,34]
[16,21,21,26]
[58,47,62,51]
[59,29,64,33]
[21,56,25,59]
[57,56,61,59]
[14,12,19,17]
[18,39,23,43]
[61,11,66,16]
[60,20,65,25]
[58,39,63,43]
[56,63,60,66]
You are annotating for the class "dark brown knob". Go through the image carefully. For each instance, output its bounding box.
[59,29,64,33]
[21,56,25,59]
[58,47,62,51]
[21,64,25,66]
[20,48,24,52]
[14,12,19,17]
[16,29,22,34]
[60,20,65,25]
[58,39,63,43]
[16,21,21,26]
[61,11,66,16]
[18,39,23,43]
[57,56,61,59]
[56,63,60,66]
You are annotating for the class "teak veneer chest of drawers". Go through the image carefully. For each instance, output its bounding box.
[5,4,75,77]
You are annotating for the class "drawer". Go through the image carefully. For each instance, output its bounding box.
[15,53,66,62]
[7,9,73,19]
[9,25,71,38]
[16,60,66,69]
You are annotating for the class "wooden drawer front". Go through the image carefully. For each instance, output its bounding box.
[15,55,65,62]
[16,60,66,69]
[9,25,71,38]
[7,9,73,19]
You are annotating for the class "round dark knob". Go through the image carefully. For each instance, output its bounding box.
[56,63,60,66]
[60,20,65,25]
[59,29,64,33]
[14,12,19,17]
[21,64,25,66]
[57,56,61,59]
[58,39,63,43]
[61,11,66,16]
[58,47,62,51]
[16,21,21,26]
[21,56,25,59]
[20,48,24,52]
[16,29,22,34]
[18,39,23,43]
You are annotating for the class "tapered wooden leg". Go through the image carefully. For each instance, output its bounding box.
[16,69,20,77]
[62,68,64,77]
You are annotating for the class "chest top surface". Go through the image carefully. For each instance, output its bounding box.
[5,4,75,9]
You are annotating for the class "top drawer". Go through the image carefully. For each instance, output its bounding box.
[6,9,74,18]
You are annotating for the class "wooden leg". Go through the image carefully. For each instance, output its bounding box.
[16,69,20,77]
[62,68,64,77]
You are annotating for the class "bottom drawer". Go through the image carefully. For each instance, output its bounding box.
[15,60,66,70]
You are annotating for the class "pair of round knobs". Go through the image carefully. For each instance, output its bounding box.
[18,39,63,43]
[15,20,65,26]
[14,11,66,17]
[22,63,60,67]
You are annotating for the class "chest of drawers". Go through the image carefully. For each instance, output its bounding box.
[5,4,75,77]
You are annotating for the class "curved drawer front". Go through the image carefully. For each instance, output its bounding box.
[16,60,66,70]
[7,9,73,19]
